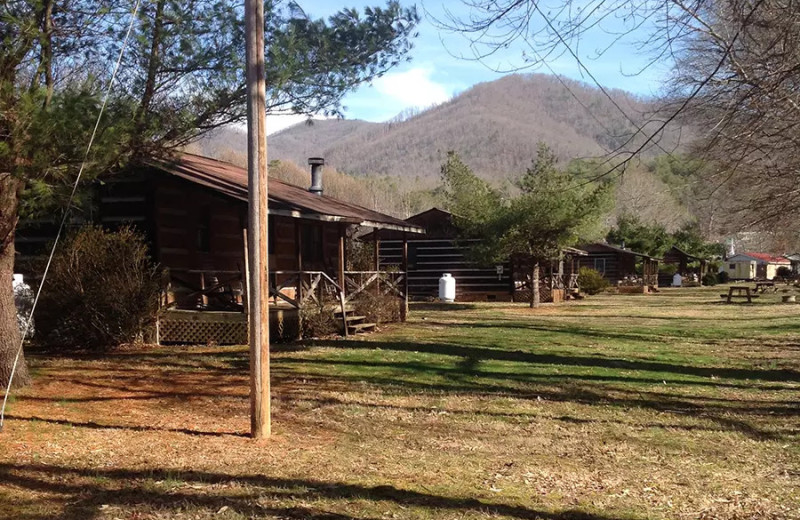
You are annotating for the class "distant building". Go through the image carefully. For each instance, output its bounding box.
[577,243,660,291]
[660,245,708,286]
[367,208,514,301]
[785,253,800,275]
[724,253,790,280]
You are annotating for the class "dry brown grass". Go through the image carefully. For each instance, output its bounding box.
[1,287,799,519]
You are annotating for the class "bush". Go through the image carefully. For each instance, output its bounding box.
[701,272,719,286]
[659,264,678,276]
[352,290,401,325]
[35,226,160,351]
[777,266,793,279]
[577,267,610,295]
[300,305,340,338]
[717,270,730,284]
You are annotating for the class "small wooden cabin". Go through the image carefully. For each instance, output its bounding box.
[17,154,424,342]
[367,208,513,301]
[660,245,708,286]
[367,208,587,303]
[578,242,660,292]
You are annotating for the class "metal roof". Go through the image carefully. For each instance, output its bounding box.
[581,242,661,261]
[730,252,790,264]
[147,154,423,233]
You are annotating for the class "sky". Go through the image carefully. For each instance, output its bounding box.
[267,1,671,134]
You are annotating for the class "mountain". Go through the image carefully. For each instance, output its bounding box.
[186,73,696,230]
[265,73,687,180]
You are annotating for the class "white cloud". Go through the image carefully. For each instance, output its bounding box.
[266,114,314,135]
[373,67,451,109]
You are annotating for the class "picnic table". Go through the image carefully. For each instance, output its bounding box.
[720,285,760,303]
[754,281,778,293]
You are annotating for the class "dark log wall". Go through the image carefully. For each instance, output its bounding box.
[152,174,245,273]
[373,209,513,300]
[578,253,623,285]
[16,166,347,294]
[379,238,512,300]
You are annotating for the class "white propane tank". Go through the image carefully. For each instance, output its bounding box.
[439,273,456,302]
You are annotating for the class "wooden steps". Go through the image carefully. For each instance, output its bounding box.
[347,322,377,333]
[335,310,376,334]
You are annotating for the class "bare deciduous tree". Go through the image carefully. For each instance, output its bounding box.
[440,0,800,230]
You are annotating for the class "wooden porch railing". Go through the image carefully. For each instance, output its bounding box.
[270,270,349,337]
[161,268,409,339]
[162,269,244,311]
[550,273,580,290]
[342,271,406,303]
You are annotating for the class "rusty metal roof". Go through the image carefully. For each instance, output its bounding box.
[148,154,423,233]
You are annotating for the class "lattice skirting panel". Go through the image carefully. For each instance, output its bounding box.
[159,311,248,345]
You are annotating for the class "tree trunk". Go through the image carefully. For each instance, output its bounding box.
[530,261,540,309]
[0,175,30,389]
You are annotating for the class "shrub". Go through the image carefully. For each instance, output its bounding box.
[35,226,160,351]
[578,267,610,295]
[659,264,678,276]
[300,305,340,338]
[717,270,730,283]
[776,266,793,279]
[352,290,401,325]
[701,272,719,286]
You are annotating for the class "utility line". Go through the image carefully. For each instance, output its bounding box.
[1,0,143,432]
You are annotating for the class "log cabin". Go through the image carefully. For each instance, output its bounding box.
[577,242,660,293]
[366,207,586,303]
[17,153,424,343]
[660,245,708,286]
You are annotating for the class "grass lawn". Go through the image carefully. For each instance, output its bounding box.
[1,286,799,519]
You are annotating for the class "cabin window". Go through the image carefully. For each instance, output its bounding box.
[729,263,736,269]
[594,258,606,273]
[197,206,211,253]
[302,224,324,263]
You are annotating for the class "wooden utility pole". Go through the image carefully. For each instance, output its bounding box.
[245,0,270,439]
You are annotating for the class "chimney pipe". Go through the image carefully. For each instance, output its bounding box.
[308,157,324,195]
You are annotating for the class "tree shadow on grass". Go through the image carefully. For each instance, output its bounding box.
[309,339,800,383]
[279,393,800,439]
[0,462,637,520]
[3,414,246,438]
[289,344,799,441]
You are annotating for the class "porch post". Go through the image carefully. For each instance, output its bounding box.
[373,232,381,297]
[295,220,303,302]
[570,256,575,289]
[373,233,380,271]
[338,224,349,338]
[338,224,346,296]
[401,232,408,322]
[294,220,303,340]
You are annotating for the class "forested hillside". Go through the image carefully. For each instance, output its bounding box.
[188,73,731,240]
[267,73,686,179]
